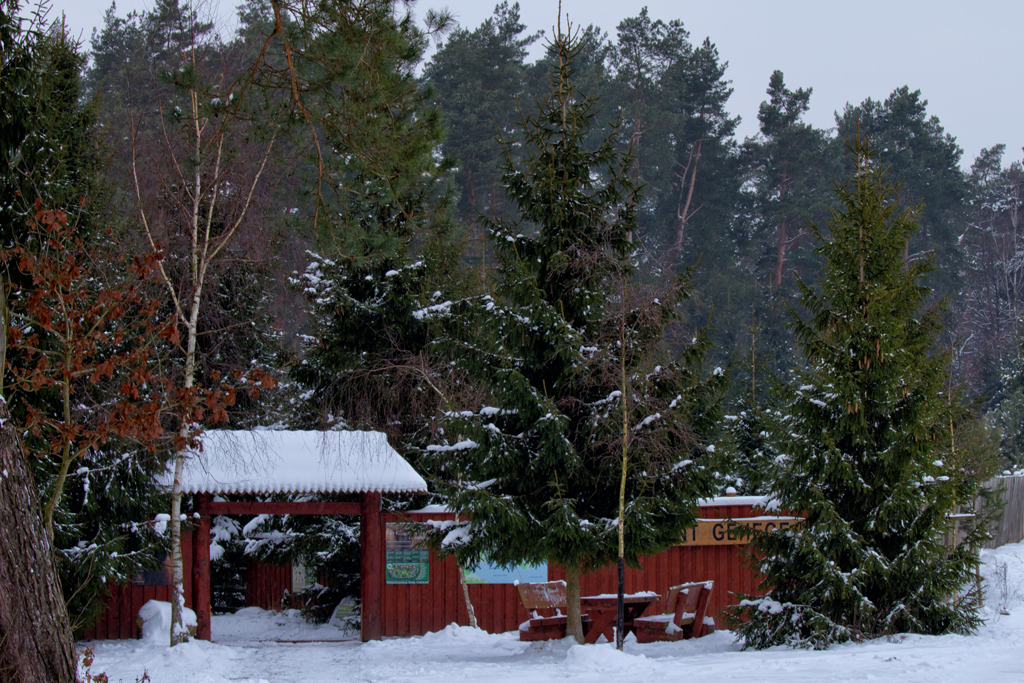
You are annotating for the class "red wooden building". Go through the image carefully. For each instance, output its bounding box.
[86,477,795,640]
[377,497,793,636]
[84,430,427,642]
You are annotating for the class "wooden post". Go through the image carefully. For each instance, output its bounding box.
[192,493,212,641]
[361,491,383,641]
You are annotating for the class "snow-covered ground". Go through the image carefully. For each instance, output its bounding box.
[85,542,1024,683]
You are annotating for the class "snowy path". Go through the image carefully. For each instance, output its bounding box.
[85,543,1024,683]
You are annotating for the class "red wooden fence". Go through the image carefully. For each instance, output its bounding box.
[81,541,294,639]
[84,500,767,640]
[245,558,292,611]
[386,503,764,637]
[547,503,761,628]
[379,512,532,636]
[82,530,195,640]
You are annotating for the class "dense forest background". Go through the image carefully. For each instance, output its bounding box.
[82,0,1024,410]
[5,0,1020,637]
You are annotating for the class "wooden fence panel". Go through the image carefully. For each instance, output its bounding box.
[545,502,765,627]
[245,559,291,611]
[977,475,1024,549]
[81,529,195,640]
[429,549,444,633]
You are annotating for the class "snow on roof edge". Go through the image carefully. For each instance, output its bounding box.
[698,495,771,507]
[158,430,428,495]
[409,499,774,515]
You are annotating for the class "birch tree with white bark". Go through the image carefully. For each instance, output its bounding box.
[127,0,277,644]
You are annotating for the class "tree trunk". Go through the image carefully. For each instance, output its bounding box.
[774,172,790,289]
[564,564,584,644]
[617,294,629,650]
[0,400,77,682]
[459,565,478,629]
[774,217,788,288]
[168,443,188,645]
[454,514,477,628]
[669,140,702,267]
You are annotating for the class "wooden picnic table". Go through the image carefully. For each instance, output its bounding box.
[580,592,660,644]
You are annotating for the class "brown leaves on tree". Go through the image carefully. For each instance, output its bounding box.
[1,201,266,536]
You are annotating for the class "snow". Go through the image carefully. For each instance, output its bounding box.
[83,542,1024,683]
[412,300,453,320]
[632,413,661,431]
[425,439,479,452]
[698,495,772,507]
[440,524,472,547]
[138,601,197,646]
[152,513,170,536]
[157,430,427,495]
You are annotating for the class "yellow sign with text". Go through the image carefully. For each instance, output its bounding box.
[679,517,803,546]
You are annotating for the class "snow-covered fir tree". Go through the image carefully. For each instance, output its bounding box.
[258,1,467,616]
[729,135,986,649]
[719,399,781,496]
[277,249,466,622]
[420,19,723,643]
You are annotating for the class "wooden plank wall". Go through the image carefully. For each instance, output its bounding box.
[547,503,761,628]
[245,559,292,610]
[85,503,764,640]
[381,505,763,636]
[82,530,194,640]
[380,512,532,636]
[979,475,1024,549]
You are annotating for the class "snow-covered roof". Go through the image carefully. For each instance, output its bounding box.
[698,495,772,507]
[159,430,428,495]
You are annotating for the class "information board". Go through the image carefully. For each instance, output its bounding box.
[385,523,430,584]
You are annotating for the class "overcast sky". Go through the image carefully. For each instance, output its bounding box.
[47,0,1022,170]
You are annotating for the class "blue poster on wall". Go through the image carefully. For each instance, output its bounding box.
[463,561,547,584]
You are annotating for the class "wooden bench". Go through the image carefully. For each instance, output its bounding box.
[515,581,592,641]
[633,581,715,642]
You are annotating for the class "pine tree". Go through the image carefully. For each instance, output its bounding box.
[836,87,967,303]
[0,5,77,678]
[995,345,1024,470]
[728,135,984,649]
[421,18,721,644]
[606,8,690,254]
[747,70,837,293]
[657,37,741,266]
[422,2,541,269]
[958,145,1024,404]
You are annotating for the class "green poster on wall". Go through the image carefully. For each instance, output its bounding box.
[385,523,430,584]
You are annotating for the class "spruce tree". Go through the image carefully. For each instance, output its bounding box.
[729,135,984,649]
[276,0,465,615]
[422,19,721,643]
